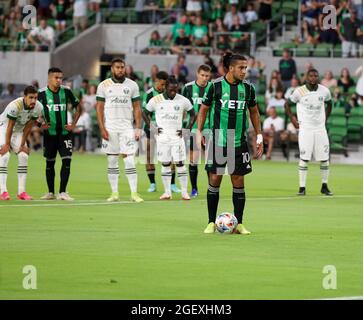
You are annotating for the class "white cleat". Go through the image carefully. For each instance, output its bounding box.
[57,192,74,201]
[182,193,191,200]
[159,193,172,200]
[40,192,56,200]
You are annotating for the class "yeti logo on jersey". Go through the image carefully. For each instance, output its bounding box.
[220,100,247,110]
[192,97,203,105]
[123,88,130,95]
[46,104,66,111]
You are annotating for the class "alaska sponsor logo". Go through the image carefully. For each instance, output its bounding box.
[220,100,247,109]
[46,104,67,111]
[161,114,179,121]
[111,97,129,104]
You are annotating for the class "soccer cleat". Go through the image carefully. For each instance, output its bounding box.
[17,192,33,201]
[107,192,120,202]
[40,192,56,200]
[57,192,74,201]
[147,183,156,193]
[235,224,251,235]
[159,193,172,200]
[321,184,333,196]
[190,188,198,197]
[182,193,191,200]
[130,192,144,203]
[0,191,10,200]
[297,187,306,196]
[204,222,215,234]
[171,184,181,193]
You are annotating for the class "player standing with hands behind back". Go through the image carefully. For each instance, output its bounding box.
[197,53,264,234]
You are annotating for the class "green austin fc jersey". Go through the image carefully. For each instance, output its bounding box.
[182,80,212,132]
[203,77,256,148]
[38,86,79,136]
[142,87,162,129]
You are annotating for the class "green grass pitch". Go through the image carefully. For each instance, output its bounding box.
[0,152,362,300]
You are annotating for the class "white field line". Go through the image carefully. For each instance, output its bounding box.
[0,195,362,208]
[315,296,363,300]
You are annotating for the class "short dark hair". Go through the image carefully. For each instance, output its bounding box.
[308,68,319,75]
[48,67,63,74]
[156,71,169,81]
[166,75,178,86]
[197,64,211,73]
[222,52,247,70]
[111,57,125,66]
[24,85,38,95]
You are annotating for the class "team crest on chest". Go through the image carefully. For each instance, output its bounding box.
[174,105,180,111]
[123,88,130,95]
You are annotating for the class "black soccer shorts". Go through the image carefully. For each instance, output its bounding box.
[43,133,73,160]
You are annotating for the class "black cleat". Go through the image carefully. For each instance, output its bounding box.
[321,184,333,196]
[297,187,306,196]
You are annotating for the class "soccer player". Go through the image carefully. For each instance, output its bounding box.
[285,68,333,196]
[96,58,144,203]
[182,64,212,198]
[0,86,43,200]
[144,76,196,200]
[38,68,82,201]
[196,53,264,235]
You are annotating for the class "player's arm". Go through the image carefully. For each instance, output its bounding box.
[65,88,82,132]
[96,99,108,140]
[285,99,299,129]
[325,98,333,120]
[186,109,196,130]
[132,99,142,141]
[0,119,15,155]
[249,105,264,159]
[19,120,36,154]
[142,109,153,129]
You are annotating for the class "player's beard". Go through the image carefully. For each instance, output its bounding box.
[114,74,125,82]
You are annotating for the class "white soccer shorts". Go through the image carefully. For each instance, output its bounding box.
[0,129,22,153]
[156,137,186,163]
[102,130,138,155]
[298,128,330,161]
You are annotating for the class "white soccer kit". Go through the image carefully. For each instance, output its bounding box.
[146,93,193,163]
[96,77,140,155]
[0,98,43,153]
[289,84,331,161]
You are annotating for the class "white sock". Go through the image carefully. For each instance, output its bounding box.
[124,155,137,193]
[0,152,10,193]
[176,165,188,195]
[299,159,308,188]
[17,152,28,194]
[107,155,119,193]
[320,160,329,184]
[161,165,172,195]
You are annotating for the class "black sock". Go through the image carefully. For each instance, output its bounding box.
[171,170,176,185]
[189,164,198,190]
[60,158,71,193]
[233,187,246,224]
[147,169,156,184]
[207,184,220,223]
[46,160,55,194]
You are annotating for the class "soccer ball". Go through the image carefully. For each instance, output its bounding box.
[215,213,238,234]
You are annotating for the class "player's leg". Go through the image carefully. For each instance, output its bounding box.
[297,130,313,195]
[0,150,10,200]
[158,139,172,199]
[17,152,32,200]
[41,134,57,200]
[58,134,74,201]
[170,163,180,193]
[189,134,199,197]
[172,139,189,200]
[145,131,156,192]
[315,130,333,196]
[204,172,223,233]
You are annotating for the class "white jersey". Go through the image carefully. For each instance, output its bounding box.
[146,93,193,142]
[0,97,43,133]
[96,77,140,132]
[289,84,331,130]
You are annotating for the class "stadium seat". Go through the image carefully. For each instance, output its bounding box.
[295,43,313,57]
[313,44,333,57]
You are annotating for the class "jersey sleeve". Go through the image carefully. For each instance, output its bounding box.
[6,102,20,120]
[65,88,80,108]
[202,83,214,107]
[324,87,332,102]
[96,82,105,102]
[182,85,192,103]
[289,88,301,104]
[184,97,193,112]
[146,97,155,112]
[247,83,257,108]
[31,102,43,119]
[131,82,140,102]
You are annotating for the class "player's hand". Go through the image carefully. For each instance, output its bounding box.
[0,144,10,155]
[255,134,264,159]
[64,123,75,132]
[134,128,141,141]
[292,117,300,129]
[41,122,50,130]
[19,145,30,155]
[195,129,205,150]
[101,128,109,141]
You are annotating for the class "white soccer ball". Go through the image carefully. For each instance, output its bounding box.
[215,213,238,234]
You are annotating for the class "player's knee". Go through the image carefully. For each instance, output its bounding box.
[107,155,119,167]
[123,155,135,168]
[17,152,28,164]
[162,162,171,167]
[0,152,10,163]
[175,161,184,167]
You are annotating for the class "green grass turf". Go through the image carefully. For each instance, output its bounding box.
[0,152,362,300]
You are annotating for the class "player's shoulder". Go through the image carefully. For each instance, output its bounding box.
[99,78,113,88]
[176,93,189,101]
[212,77,224,84]
[6,97,21,110]
[184,80,195,88]
[146,87,154,95]
[295,85,309,96]
[150,93,164,103]
[125,77,138,87]
[38,86,47,93]
[318,84,330,93]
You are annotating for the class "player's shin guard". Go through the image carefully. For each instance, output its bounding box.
[0,152,10,193]
[320,160,329,184]
[60,158,71,193]
[161,165,172,195]
[299,159,308,188]
[189,164,198,190]
[207,184,220,223]
[17,152,28,194]
[171,167,176,185]
[107,155,119,193]
[176,165,188,195]
[233,187,246,224]
[124,155,137,193]
[46,159,56,194]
